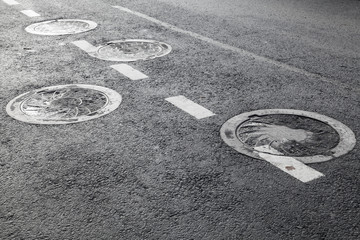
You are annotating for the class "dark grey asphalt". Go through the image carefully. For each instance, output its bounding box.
[0,0,359,239]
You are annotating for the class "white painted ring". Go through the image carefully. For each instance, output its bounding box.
[89,39,172,62]
[6,84,122,125]
[220,109,356,164]
[25,19,97,35]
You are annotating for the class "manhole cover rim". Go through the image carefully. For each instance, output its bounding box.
[6,84,121,125]
[25,19,98,35]
[91,39,172,62]
[220,109,356,163]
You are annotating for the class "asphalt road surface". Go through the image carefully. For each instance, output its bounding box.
[0,0,359,239]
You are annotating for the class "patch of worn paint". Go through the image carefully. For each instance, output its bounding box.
[87,112,99,116]
[42,118,78,122]
[224,129,234,139]
[285,166,296,171]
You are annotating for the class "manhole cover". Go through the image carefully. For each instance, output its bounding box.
[89,39,172,61]
[25,19,97,35]
[6,84,121,124]
[220,109,356,163]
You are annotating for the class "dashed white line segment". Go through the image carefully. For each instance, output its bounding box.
[71,40,98,53]
[2,0,19,5]
[111,64,148,80]
[165,95,215,119]
[20,10,40,17]
[257,151,324,183]
[112,5,358,92]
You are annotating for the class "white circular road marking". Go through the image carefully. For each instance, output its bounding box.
[220,109,356,164]
[89,39,172,62]
[25,19,97,35]
[6,84,122,124]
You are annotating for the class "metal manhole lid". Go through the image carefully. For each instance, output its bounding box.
[6,84,121,124]
[89,39,172,62]
[220,109,356,163]
[25,19,97,35]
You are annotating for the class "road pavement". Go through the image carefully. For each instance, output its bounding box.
[0,0,359,239]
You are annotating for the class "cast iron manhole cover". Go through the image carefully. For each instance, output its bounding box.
[89,39,172,61]
[25,19,97,35]
[6,84,121,124]
[220,109,356,163]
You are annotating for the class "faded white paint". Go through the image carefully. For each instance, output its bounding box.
[110,64,148,80]
[165,95,215,119]
[20,10,40,17]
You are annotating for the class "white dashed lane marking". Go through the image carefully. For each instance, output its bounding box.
[71,40,98,53]
[110,64,148,80]
[257,152,324,183]
[165,95,216,119]
[20,10,40,17]
[2,0,19,5]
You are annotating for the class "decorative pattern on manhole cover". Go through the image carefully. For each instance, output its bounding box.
[89,39,172,61]
[6,85,121,124]
[220,109,356,163]
[25,19,97,35]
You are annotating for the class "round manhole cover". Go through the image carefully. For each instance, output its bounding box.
[25,19,97,35]
[6,84,121,124]
[220,109,356,163]
[90,39,172,61]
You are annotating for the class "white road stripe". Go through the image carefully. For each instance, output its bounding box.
[258,152,324,183]
[20,10,40,17]
[112,5,358,92]
[110,64,148,80]
[71,40,98,53]
[165,95,215,119]
[2,0,19,5]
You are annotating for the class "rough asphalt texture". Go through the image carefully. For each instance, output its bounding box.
[0,0,359,239]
